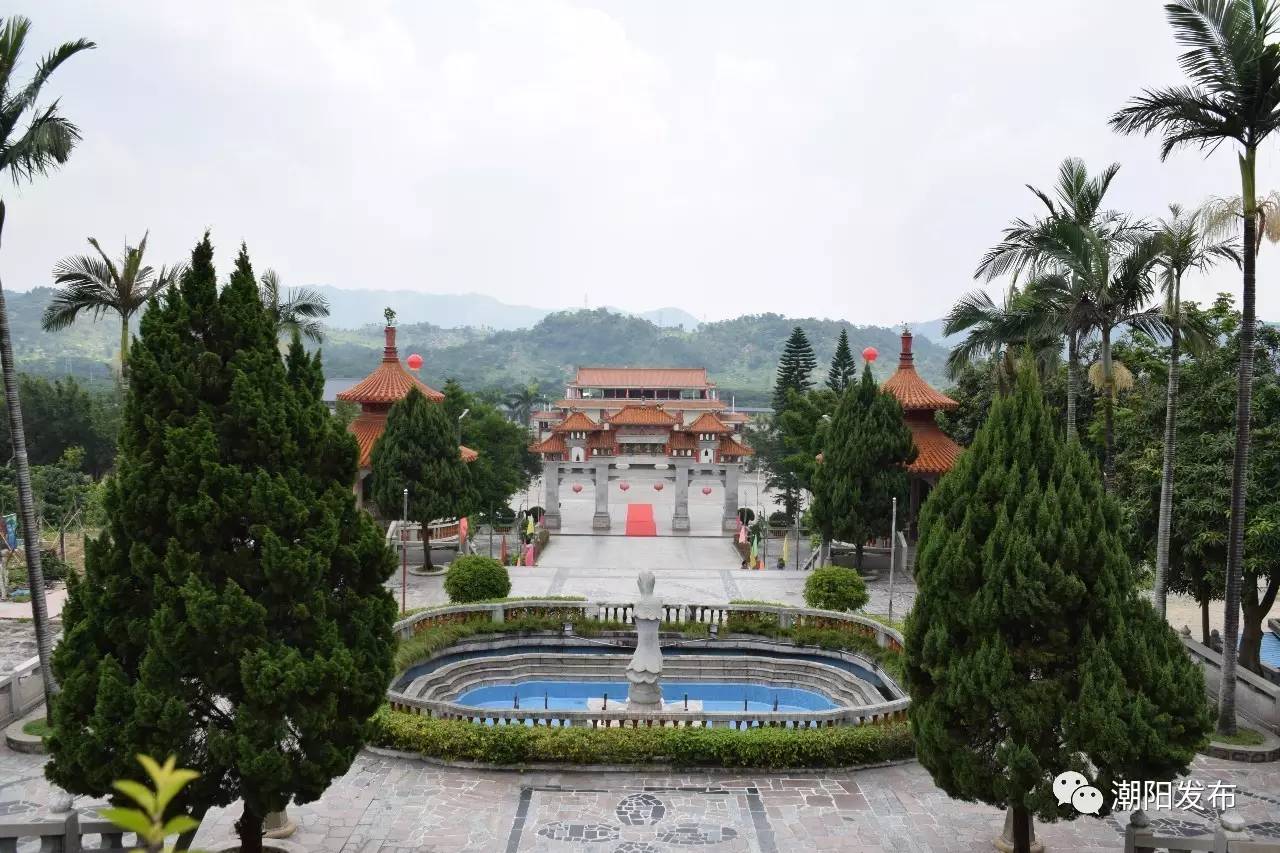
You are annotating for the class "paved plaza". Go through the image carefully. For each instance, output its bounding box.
[1,739,1278,852]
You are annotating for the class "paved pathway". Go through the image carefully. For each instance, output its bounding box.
[2,740,1278,852]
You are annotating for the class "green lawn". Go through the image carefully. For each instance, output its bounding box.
[22,718,53,739]
[1210,727,1265,747]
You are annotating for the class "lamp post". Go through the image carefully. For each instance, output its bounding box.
[401,487,409,615]
[888,496,898,620]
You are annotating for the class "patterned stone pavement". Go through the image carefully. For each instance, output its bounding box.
[2,739,1278,852]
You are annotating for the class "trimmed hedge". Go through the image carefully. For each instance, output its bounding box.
[723,616,904,683]
[369,706,913,768]
[803,566,869,612]
[444,555,512,602]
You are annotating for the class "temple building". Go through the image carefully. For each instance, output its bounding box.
[338,323,477,509]
[881,329,963,536]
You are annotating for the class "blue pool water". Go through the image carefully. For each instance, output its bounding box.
[1263,630,1279,669]
[455,680,838,712]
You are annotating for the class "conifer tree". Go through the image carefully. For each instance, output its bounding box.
[371,386,474,570]
[812,365,915,569]
[905,366,1209,853]
[826,328,856,393]
[47,236,397,853]
[772,326,817,412]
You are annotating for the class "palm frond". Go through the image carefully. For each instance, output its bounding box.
[1,103,81,183]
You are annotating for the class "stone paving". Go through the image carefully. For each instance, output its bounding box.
[2,739,1279,852]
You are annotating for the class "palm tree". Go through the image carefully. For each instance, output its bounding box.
[942,285,1060,392]
[42,233,182,374]
[974,157,1134,439]
[1150,204,1239,619]
[1021,219,1166,490]
[0,15,95,712]
[258,269,329,343]
[1111,0,1280,736]
[505,383,543,427]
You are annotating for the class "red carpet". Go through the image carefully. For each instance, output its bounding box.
[625,503,657,536]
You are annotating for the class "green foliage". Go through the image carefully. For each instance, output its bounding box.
[369,707,913,768]
[812,366,915,566]
[441,378,538,515]
[0,375,120,477]
[905,365,1210,825]
[826,328,857,393]
[443,555,512,603]
[47,236,397,845]
[773,326,817,411]
[802,566,869,612]
[100,754,201,853]
[1210,726,1264,746]
[371,386,475,569]
[0,447,96,526]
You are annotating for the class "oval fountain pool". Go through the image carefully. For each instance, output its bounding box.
[456,680,838,712]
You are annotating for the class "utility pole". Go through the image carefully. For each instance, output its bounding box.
[401,487,409,615]
[888,497,898,620]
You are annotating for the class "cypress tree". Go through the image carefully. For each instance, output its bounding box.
[47,236,397,853]
[905,366,1209,853]
[812,365,915,569]
[371,386,474,570]
[772,326,817,412]
[826,328,856,393]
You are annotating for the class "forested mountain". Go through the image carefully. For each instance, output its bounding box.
[7,285,949,405]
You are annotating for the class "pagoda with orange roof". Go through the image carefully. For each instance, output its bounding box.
[338,317,477,508]
[881,328,963,535]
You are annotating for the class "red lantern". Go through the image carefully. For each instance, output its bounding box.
[619,482,630,491]
[862,346,878,362]
[653,482,664,492]
[572,483,583,493]
[701,486,713,496]
[407,353,424,370]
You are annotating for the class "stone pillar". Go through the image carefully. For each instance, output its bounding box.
[722,465,740,532]
[542,461,561,530]
[592,462,611,530]
[672,462,691,532]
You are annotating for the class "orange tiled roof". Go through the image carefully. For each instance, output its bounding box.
[350,411,477,468]
[555,398,726,411]
[905,418,962,475]
[605,404,679,426]
[531,411,561,421]
[587,431,618,452]
[574,367,711,388]
[882,330,958,412]
[338,326,444,404]
[552,411,600,433]
[666,431,699,451]
[687,412,730,433]
[718,437,754,458]
[529,434,566,455]
[719,411,750,422]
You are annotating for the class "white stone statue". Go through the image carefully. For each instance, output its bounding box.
[626,570,664,709]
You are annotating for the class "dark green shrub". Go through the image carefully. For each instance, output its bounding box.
[803,566,868,612]
[443,555,511,603]
[369,707,913,768]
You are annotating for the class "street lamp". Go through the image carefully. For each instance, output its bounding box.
[401,487,409,615]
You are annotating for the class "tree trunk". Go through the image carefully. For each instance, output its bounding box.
[1101,328,1116,492]
[1012,804,1031,853]
[1218,155,1258,737]
[236,803,264,853]
[0,203,58,712]
[854,541,863,572]
[1154,288,1182,619]
[119,316,130,377]
[1065,334,1079,441]
[1200,589,1210,646]
[1239,574,1277,676]
[422,523,433,571]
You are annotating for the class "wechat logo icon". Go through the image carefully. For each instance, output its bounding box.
[1054,771,1103,816]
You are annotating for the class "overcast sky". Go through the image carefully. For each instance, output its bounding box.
[4,1,1279,326]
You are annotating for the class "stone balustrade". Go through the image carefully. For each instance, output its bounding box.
[0,812,131,852]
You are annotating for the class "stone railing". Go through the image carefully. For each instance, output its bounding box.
[389,599,908,729]
[0,810,134,852]
[0,654,45,730]
[1180,633,1280,735]
[1123,808,1276,852]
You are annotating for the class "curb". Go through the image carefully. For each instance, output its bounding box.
[363,745,917,775]
[4,705,48,754]
[1202,727,1280,763]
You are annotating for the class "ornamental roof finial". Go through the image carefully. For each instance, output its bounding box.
[384,306,397,327]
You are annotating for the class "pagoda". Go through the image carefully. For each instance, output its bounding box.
[881,329,963,537]
[338,319,477,508]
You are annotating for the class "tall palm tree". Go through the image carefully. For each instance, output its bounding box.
[942,285,1060,392]
[1111,0,1280,735]
[42,233,182,374]
[1022,219,1167,489]
[974,157,1134,439]
[258,269,329,343]
[1150,204,1239,619]
[0,15,95,712]
[505,383,544,427]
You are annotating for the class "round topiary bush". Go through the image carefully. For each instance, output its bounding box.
[803,566,869,612]
[444,555,512,603]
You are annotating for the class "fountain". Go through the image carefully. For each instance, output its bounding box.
[626,570,664,710]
